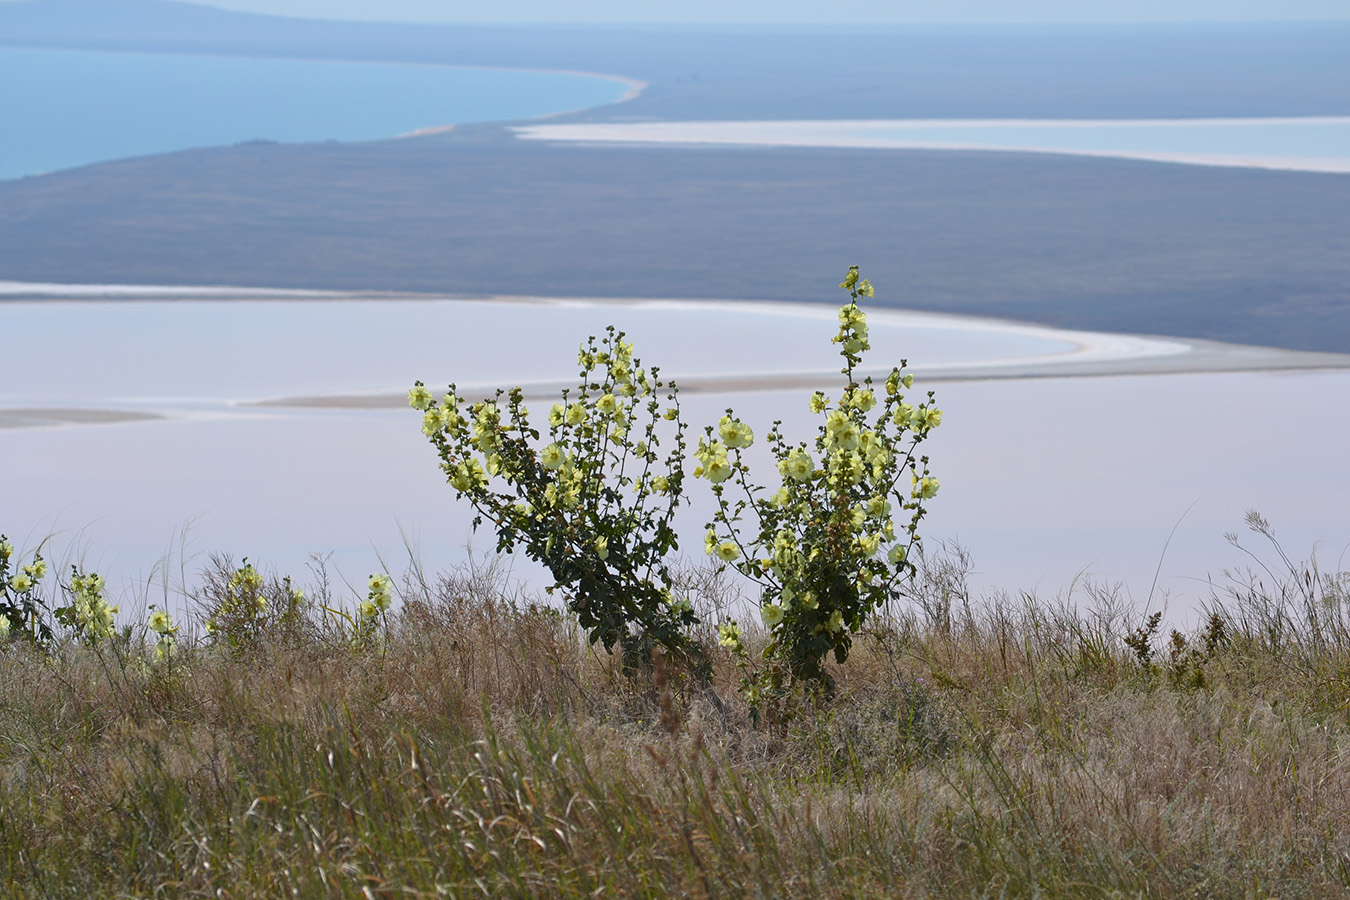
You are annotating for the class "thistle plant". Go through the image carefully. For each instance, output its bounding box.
[413,327,698,672]
[697,267,942,711]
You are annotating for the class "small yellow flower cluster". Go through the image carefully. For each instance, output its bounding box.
[147,607,177,662]
[692,438,733,484]
[359,573,394,621]
[893,402,943,435]
[717,415,754,449]
[8,556,45,594]
[0,537,50,645]
[71,570,117,644]
[205,560,271,644]
[832,289,872,366]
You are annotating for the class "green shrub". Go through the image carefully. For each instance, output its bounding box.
[413,326,699,673]
[697,267,942,714]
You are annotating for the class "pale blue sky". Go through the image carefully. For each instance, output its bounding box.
[147,0,1350,24]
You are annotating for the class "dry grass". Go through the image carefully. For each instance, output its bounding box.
[2,543,1349,898]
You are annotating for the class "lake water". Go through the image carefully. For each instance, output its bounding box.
[3,295,1347,624]
[515,117,1350,173]
[0,297,1108,411]
[0,47,633,180]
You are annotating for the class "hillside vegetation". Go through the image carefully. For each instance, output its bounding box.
[1,532,1348,898]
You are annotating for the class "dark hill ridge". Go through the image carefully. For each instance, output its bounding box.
[2,136,1347,353]
[3,1,1349,120]
[3,2,1349,351]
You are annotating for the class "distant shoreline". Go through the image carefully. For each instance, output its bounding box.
[0,45,643,182]
[4,287,1348,429]
[514,117,1350,175]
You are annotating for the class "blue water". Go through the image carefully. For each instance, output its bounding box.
[0,47,631,180]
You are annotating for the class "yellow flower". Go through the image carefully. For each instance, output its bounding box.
[845,388,876,412]
[828,610,845,633]
[368,573,394,611]
[808,392,829,414]
[10,573,32,593]
[714,541,740,562]
[704,455,733,484]
[760,603,785,628]
[717,622,742,649]
[0,614,9,638]
[768,487,790,507]
[913,475,940,499]
[407,384,433,411]
[829,451,865,485]
[667,594,693,616]
[778,449,814,482]
[421,409,443,437]
[923,407,943,431]
[548,403,565,427]
[718,415,754,450]
[825,410,860,451]
[893,402,916,429]
[565,403,586,426]
[540,443,566,470]
[595,536,609,560]
[147,608,177,635]
[856,533,881,557]
[358,599,378,619]
[651,475,670,494]
[888,543,907,565]
[450,458,487,492]
[705,529,718,554]
[865,495,891,519]
[0,539,12,561]
[860,431,889,466]
[595,394,619,416]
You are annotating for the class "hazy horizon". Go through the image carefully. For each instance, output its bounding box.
[3,0,1350,25]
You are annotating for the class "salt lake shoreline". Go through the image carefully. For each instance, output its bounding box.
[512,118,1350,175]
[4,286,1350,428]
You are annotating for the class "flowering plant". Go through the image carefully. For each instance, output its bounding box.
[199,558,306,649]
[147,607,178,663]
[414,326,698,671]
[54,567,118,646]
[697,268,942,709]
[0,536,53,646]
